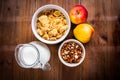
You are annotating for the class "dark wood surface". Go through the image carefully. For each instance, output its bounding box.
[0,0,120,80]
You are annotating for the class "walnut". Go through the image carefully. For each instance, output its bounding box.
[60,41,83,63]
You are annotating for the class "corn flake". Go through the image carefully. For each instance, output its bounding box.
[36,9,68,41]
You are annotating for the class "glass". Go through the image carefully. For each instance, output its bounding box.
[15,42,51,71]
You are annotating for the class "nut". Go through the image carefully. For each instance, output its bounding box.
[60,41,83,63]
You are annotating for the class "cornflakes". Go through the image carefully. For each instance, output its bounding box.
[36,9,68,41]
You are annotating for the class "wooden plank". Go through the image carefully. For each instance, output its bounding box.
[0,0,17,80]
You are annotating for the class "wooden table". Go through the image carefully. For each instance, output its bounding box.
[0,0,120,80]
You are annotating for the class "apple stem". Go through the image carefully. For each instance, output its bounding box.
[76,10,80,14]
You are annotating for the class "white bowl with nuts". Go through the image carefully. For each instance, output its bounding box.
[58,39,85,67]
[31,4,71,44]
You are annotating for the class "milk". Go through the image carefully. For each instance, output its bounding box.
[30,41,50,65]
[15,41,51,69]
[20,46,38,65]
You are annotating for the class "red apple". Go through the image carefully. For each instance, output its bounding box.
[69,5,88,24]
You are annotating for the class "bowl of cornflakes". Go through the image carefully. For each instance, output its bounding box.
[31,4,71,44]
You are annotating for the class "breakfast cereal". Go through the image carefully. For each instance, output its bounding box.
[36,9,68,40]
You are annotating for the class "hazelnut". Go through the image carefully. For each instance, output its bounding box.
[60,41,83,63]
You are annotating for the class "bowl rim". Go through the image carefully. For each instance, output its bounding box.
[58,39,86,67]
[31,4,71,44]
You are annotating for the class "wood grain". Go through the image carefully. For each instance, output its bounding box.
[0,0,120,80]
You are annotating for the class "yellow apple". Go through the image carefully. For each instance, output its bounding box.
[73,23,94,43]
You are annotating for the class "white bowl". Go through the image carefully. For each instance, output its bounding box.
[58,39,85,67]
[31,4,71,44]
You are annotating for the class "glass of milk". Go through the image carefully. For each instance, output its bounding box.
[15,41,51,71]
